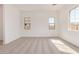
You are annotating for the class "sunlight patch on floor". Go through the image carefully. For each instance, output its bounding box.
[50,39,78,54]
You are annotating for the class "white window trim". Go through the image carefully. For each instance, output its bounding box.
[48,17,55,30]
[69,6,79,31]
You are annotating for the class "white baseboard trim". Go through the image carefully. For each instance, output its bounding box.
[21,35,58,37]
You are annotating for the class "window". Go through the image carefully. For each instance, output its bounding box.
[69,7,79,31]
[24,17,31,30]
[48,17,55,30]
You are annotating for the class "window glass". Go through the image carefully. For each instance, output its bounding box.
[70,7,79,31]
[49,17,55,30]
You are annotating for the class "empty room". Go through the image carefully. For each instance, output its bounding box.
[0,4,79,54]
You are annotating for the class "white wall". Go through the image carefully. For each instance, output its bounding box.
[59,5,79,47]
[3,5,21,44]
[3,5,59,44]
[3,4,79,47]
[21,11,59,37]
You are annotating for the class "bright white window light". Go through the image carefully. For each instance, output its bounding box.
[49,17,54,23]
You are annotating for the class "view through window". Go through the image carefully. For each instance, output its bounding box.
[70,7,79,31]
[48,17,55,30]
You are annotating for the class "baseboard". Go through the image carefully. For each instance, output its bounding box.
[21,36,58,38]
[21,35,58,37]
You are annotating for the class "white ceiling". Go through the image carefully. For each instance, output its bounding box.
[13,4,64,11]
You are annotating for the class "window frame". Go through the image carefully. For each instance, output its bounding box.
[48,17,55,30]
[24,17,31,31]
[69,6,79,31]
